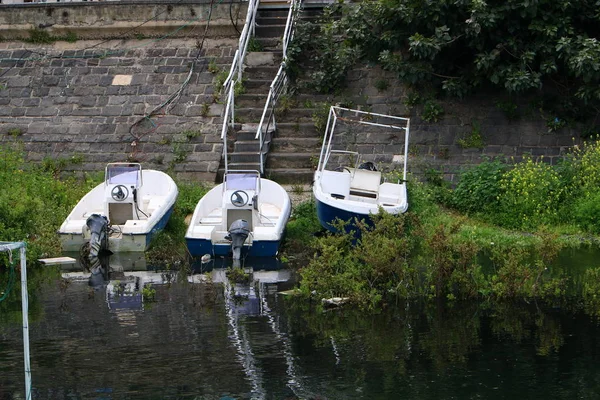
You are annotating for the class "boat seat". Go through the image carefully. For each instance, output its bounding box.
[378,182,404,205]
[146,197,164,215]
[190,225,215,239]
[320,170,351,199]
[348,168,381,198]
[199,208,222,225]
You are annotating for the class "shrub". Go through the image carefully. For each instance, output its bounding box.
[572,190,600,233]
[496,157,564,229]
[451,159,506,215]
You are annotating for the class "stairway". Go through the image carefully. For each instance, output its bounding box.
[223,2,329,184]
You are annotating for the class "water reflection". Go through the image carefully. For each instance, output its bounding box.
[0,253,599,399]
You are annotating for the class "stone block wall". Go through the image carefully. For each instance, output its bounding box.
[0,37,237,181]
[343,65,585,183]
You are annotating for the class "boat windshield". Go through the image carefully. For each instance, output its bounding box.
[106,164,141,186]
[225,173,258,191]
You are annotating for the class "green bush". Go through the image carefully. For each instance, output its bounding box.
[496,157,565,230]
[572,190,600,233]
[451,159,506,215]
[0,144,98,260]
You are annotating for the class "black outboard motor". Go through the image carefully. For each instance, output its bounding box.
[86,214,109,258]
[88,253,109,288]
[227,219,250,261]
[358,161,377,171]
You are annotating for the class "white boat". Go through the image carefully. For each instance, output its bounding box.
[59,163,178,254]
[185,170,291,260]
[313,106,410,233]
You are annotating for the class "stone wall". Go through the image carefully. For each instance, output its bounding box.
[0,37,237,181]
[344,66,585,183]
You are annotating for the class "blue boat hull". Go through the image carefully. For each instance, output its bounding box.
[144,204,175,249]
[186,238,282,258]
[315,197,373,234]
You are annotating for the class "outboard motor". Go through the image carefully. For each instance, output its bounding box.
[358,161,377,171]
[227,219,250,261]
[86,214,109,258]
[88,253,109,288]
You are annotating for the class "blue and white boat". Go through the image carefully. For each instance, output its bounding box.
[59,163,178,254]
[313,106,410,233]
[185,170,291,259]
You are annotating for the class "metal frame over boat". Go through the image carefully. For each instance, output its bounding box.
[313,106,410,233]
[59,163,178,253]
[185,170,291,259]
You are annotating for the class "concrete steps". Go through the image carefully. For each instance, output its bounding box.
[220,3,329,185]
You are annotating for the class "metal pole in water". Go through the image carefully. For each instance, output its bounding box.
[20,245,32,400]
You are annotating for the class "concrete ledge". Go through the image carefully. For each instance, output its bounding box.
[0,2,246,40]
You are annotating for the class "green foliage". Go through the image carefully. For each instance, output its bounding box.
[496,100,519,121]
[207,59,219,74]
[247,37,263,52]
[374,79,390,92]
[0,144,99,260]
[283,200,321,247]
[147,180,208,267]
[311,102,331,135]
[64,31,78,43]
[403,91,421,108]
[234,80,245,96]
[457,122,484,149]
[26,28,54,44]
[175,180,210,216]
[424,222,485,299]
[200,103,210,117]
[421,100,443,123]
[214,70,229,92]
[288,0,600,122]
[298,212,420,309]
[488,231,565,299]
[41,154,85,178]
[422,168,451,205]
[226,267,250,284]
[572,191,600,233]
[286,10,360,93]
[546,117,567,133]
[7,128,23,137]
[182,130,201,141]
[451,159,506,215]
[142,284,156,302]
[275,94,296,115]
[496,157,564,229]
[25,29,78,44]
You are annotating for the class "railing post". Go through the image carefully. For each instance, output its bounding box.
[20,245,32,400]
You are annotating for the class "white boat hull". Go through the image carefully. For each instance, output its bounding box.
[58,167,178,253]
[185,173,291,258]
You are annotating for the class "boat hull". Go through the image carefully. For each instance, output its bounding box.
[186,238,282,258]
[315,196,374,234]
[59,203,175,253]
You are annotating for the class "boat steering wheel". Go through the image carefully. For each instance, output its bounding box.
[231,190,249,207]
[111,185,129,201]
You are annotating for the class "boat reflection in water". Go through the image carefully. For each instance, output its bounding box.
[191,256,317,399]
[61,252,176,313]
[58,252,320,398]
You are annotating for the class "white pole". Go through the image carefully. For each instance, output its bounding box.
[20,245,32,400]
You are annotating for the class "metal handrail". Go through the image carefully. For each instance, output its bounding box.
[255,0,303,174]
[221,0,260,172]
